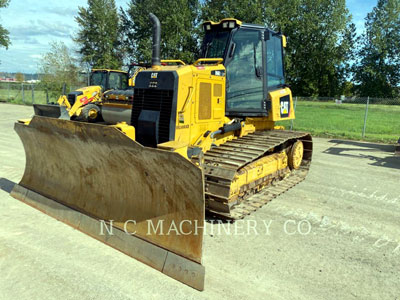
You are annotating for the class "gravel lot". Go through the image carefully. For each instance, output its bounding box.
[0,103,399,299]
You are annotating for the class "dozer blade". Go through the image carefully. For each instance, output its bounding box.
[11,116,205,290]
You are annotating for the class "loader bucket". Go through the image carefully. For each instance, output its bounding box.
[11,116,205,290]
[33,104,70,119]
[33,104,61,118]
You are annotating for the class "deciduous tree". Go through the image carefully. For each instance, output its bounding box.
[38,42,80,97]
[15,72,24,82]
[353,0,400,97]
[0,0,11,51]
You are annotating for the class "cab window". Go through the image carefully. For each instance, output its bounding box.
[266,35,285,88]
[225,28,263,111]
[90,71,107,89]
[202,30,230,59]
[108,72,128,90]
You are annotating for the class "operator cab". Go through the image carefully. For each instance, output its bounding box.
[201,19,286,117]
[90,69,129,91]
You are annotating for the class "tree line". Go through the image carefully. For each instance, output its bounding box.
[1,0,400,98]
[0,0,10,51]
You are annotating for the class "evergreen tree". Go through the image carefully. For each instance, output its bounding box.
[201,0,264,24]
[121,0,200,64]
[75,0,123,69]
[353,0,400,97]
[0,0,10,50]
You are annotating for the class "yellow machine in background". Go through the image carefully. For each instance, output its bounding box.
[35,66,147,122]
[11,14,312,290]
[57,69,129,122]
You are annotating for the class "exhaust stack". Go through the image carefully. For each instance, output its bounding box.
[149,13,161,69]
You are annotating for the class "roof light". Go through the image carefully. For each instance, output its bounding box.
[229,21,235,28]
[206,24,211,30]
[222,22,228,29]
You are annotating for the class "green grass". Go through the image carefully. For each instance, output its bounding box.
[278,101,400,143]
[1,89,398,143]
[0,87,51,105]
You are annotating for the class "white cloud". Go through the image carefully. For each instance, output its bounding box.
[29,54,43,59]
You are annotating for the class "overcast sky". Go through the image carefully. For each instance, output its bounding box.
[0,0,376,73]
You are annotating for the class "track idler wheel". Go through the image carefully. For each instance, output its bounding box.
[288,140,304,170]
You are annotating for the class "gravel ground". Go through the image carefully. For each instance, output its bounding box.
[0,103,399,300]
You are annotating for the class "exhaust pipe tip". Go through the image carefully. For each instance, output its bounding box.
[149,13,161,68]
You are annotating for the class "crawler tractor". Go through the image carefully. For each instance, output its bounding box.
[11,14,312,290]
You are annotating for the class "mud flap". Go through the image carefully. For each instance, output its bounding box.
[11,116,205,290]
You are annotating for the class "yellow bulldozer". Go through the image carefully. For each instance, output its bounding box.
[11,14,312,290]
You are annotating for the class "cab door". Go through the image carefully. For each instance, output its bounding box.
[224,28,264,115]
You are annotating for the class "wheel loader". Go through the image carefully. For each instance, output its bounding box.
[34,66,147,122]
[11,14,312,291]
[33,69,129,122]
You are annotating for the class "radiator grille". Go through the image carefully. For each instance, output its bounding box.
[131,88,174,144]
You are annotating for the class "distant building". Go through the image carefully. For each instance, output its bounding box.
[0,78,16,82]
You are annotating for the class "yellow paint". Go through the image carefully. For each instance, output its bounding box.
[113,122,135,140]
[203,18,242,26]
[230,152,288,198]
[63,86,102,118]
[88,108,98,119]
[17,119,31,125]
[282,35,287,48]
[193,58,224,66]
[57,68,146,119]
[158,141,188,158]
[114,19,299,199]
[129,66,146,87]
[288,141,304,169]
[266,88,295,122]
[161,59,186,65]
[116,62,297,161]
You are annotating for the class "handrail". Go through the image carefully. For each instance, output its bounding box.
[161,59,186,65]
[193,58,224,66]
